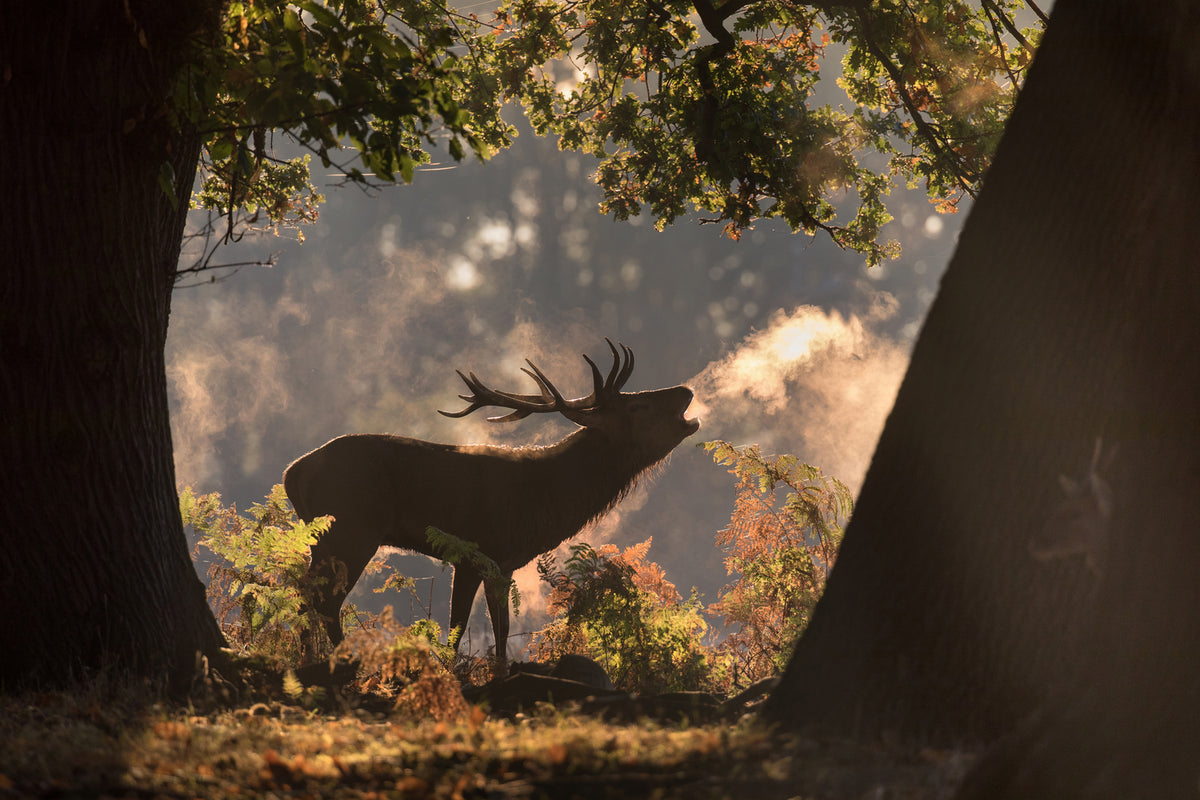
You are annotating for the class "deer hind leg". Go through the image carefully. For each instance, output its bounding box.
[448,564,484,655]
[484,572,514,678]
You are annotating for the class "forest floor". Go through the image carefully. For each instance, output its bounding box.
[0,683,978,800]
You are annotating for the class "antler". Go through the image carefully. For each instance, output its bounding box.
[439,339,635,423]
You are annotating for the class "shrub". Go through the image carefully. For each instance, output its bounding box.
[183,483,422,665]
[186,438,853,698]
[182,484,332,663]
[703,441,853,689]
[531,540,713,694]
[334,608,469,720]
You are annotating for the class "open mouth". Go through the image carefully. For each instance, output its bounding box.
[676,388,701,433]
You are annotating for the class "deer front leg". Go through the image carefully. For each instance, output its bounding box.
[484,572,514,679]
[448,564,484,655]
[304,534,378,652]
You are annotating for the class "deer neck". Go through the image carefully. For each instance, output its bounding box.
[527,427,648,543]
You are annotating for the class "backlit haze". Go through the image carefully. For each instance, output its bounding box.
[168,123,962,650]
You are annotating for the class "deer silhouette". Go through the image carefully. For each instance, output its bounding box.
[284,340,700,673]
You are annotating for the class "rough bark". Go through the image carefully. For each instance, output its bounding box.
[0,2,226,689]
[764,0,1200,789]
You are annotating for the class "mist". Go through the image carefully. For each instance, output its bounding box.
[689,293,909,493]
[167,129,959,651]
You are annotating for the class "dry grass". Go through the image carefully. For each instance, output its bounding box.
[0,684,975,799]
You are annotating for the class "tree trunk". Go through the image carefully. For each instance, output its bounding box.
[0,3,226,689]
[765,0,1200,790]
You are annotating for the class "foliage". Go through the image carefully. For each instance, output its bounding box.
[174,0,499,269]
[190,153,324,242]
[184,484,424,664]
[703,440,853,686]
[527,438,855,695]
[182,483,332,662]
[334,608,470,720]
[427,525,522,623]
[432,0,1042,261]
[185,441,851,693]
[177,0,1045,269]
[532,540,713,693]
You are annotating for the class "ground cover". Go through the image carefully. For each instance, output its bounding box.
[0,685,974,799]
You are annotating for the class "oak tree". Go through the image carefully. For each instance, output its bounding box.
[764,0,1200,794]
[0,0,481,687]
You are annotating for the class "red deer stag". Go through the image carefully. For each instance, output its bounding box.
[284,340,700,674]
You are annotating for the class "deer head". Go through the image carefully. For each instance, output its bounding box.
[439,338,700,459]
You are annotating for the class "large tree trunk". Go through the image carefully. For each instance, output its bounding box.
[765,0,1200,790]
[0,3,226,689]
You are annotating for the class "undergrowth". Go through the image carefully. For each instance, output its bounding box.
[0,447,985,799]
[182,440,852,699]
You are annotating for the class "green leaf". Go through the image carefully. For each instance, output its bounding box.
[177,0,1042,263]
[235,139,255,178]
[207,135,234,162]
[296,1,339,30]
[398,153,414,184]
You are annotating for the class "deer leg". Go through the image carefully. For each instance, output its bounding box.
[304,534,378,648]
[448,564,483,655]
[484,572,513,679]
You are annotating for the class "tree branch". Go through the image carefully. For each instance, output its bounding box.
[980,1,1024,90]
[854,7,979,195]
[981,0,1032,52]
[692,0,756,47]
[1025,0,1049,24]
[174,257,278,285]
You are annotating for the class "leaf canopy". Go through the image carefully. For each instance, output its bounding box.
[180,0,1046,264]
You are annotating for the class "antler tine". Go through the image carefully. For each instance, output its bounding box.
[484,407,534,422]
[597,338,635,394]
[581,353,606,401]
[615,342,635,391]
[526,355,610,411]
[602,339,622,391]
[438,369,546,422]
[437,371,487,418]
[521,361,565,404]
